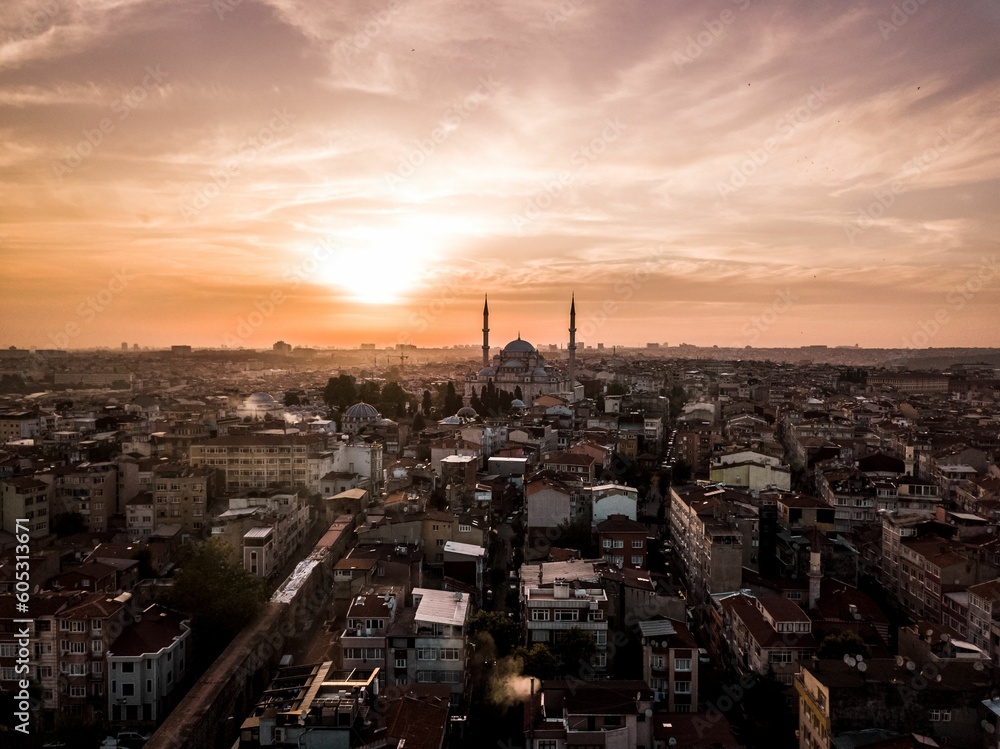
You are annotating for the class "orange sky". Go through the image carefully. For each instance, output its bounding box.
[2,0,999,350]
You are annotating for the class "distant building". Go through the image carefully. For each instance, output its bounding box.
[170,345,192,354]
[272,340,292,354]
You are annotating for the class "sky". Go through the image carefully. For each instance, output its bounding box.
[1,0,999,351]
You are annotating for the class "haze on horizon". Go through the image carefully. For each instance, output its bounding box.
[1,0,999,351]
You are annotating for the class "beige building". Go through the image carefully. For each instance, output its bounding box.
[1,476,50,537]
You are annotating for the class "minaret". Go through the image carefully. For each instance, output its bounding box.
[482,295,490,368]
[808,549,822,610]
[567,294,577,400]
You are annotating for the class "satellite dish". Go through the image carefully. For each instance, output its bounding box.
[845,656,857,668]
[975,661,986,671]
[645,708,653,717]
[856,654,864,662]
[906,661,916,671]
[668,739,677,746]
[895,655,905,667]
[941,633,950,642]
[857,662,868,673]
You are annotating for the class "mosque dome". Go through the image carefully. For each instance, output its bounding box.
[344,402,380,419]
[478,367,497,377]
[457,406,478,418]
[502,338,536,354]
[510,399,527,409]
[246,392,277,406]
[502,359,527,370]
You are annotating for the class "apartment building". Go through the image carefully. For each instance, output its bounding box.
[152,464,213,534]
[668,485,746,601]
[523,578,611,672]
[189,433,336,493]
[0,476,50,537]
[638,618,699,712]
[47,462,119,533]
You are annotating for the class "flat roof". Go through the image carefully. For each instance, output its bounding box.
[413,588,470,627]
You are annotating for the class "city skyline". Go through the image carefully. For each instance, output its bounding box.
[2,1,999,349]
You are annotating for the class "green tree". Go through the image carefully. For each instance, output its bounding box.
[553,628,596,674]
[428,487,448,511]
[444,381,463,415]
[160,539,266,665]
[468,610,521,658]
[283,391,301,406]
[515,643,559,679]
[379,381,409,418]
[357,380,381,405]
[667,384,687,421]
[817,631,871,660]
[323,374,356,411]
[421,389,432,416]
[605,381,627,396]
[411,410,425,432]
[555,517,597,558]
[514,385,523,401]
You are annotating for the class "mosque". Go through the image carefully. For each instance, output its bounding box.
[464,295,578,405]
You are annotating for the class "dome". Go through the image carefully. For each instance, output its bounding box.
[510,399,527,409]
[246,392,277,406]
[478,367,496,377]
[344,402,380,419]
[532,367,548,378]
[502,337,536,354]
[502,359,527,369]
[457,406,478,418]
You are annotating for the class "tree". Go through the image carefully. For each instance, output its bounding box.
[667,384,687,421]
[411,410,425,432]
[428,487,448,511]
[357,380,381,405]
[514,385,523,401]
[671,459,692,485]
[605,381,627,396]
[555,517,598,558]
[323,374,356,411]
[160,539,266,665]
[444,381,463,415]
[515,643,559,680]
[817,631,871,660]
[52,512,86,537]
[283,391,301,406]
[467,610,520,658]
[553,628,596,674]
[378,381,410,418]
[421,389,432,416]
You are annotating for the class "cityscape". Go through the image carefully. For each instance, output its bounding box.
[3,1,1000,749]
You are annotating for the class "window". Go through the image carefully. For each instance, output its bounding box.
[459,524,471,533]
[122,683,134,696]
[613,539,624,548]
[92,640,103,654]
[631,555,643,565]
[531,609,550,622]
[92,662,103,675]
[418,649,437,660]
[650,655,665,670]
[603,539,612,549]
[675,681,692,694]
[554,609,579,622]
[929,710,951,722]
[121,662,135,673]
[69,685,86,698]
[395,658,406,669]
[632,539,644,549]
[147,679,153,693]
[0,644,15,658]
[0,667,16,681]
[675,658,692,672]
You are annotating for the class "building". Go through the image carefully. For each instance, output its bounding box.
[189,433,335,493]
[597,514,648,569]
[238,663,382,747]
[717,592,816,685]
[524,680,655,749]
[152,464,213,535]
[1,476,50,537]
[464,296,577,405]
[107,604,191,724]
[47,461,119,533]
[668,485,746,601]
[638,618,699,712]
[796,659,995,749]
[523,578,611,672]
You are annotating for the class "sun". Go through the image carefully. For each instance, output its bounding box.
[311,222,443,305]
